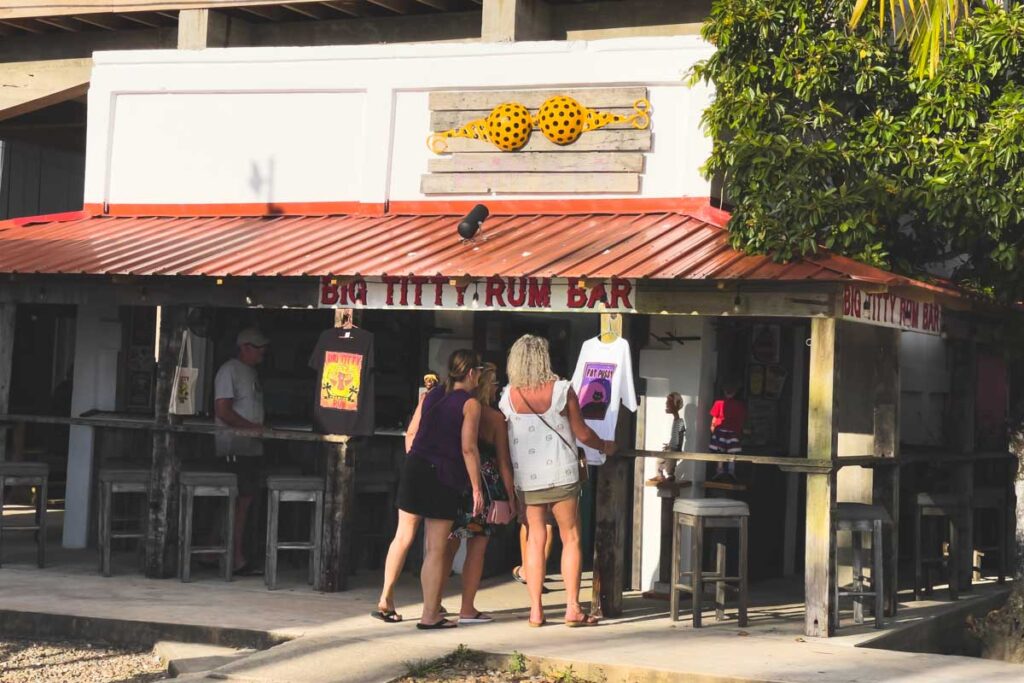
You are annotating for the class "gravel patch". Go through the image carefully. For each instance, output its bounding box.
[398,647,593,683]
[0,637,166,683]
[399,664,575,683]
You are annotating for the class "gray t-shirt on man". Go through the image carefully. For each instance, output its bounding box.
[214,358,264,457]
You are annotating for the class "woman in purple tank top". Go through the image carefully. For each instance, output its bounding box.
[373,349,485,630]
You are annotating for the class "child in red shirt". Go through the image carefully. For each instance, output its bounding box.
[709,382,746,479]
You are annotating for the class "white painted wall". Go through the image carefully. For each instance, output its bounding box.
[84,38,715,207]
[64,305,122,548]
[107,93,366,205]
[637,315,708,591]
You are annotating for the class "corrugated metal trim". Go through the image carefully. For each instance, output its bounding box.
[0,210,959,295]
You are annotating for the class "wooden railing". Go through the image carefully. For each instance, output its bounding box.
[0,411,349,443]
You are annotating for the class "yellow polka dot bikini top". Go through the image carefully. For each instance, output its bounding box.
[428,95,651,153]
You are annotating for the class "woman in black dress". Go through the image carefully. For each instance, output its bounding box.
[374,349,485,629]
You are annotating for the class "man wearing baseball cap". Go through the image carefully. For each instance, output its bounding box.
[213,327,269,575]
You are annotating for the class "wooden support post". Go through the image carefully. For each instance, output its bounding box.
[950,339,977,591]
[784,325,809,577]
[319,308,357,592]
[592,455,630,617]
[177,8,230,49]
[805,318,839,638]
[144,305,186,579]
[481,0,552,42]
[630,384,647,591]
[950,340,977,455]
[873,327,900,616]
[320,437,354,592]
[0,304,13,462]
[591,311,629,618]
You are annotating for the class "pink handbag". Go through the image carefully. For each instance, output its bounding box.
[485,500,515,525]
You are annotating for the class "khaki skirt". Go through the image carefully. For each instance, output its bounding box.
[520,482,582,507]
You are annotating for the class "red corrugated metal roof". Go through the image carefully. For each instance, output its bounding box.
[0,209,955,294]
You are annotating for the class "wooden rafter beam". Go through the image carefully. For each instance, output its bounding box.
[235,4,291,20]
[281,3,331,19]
[117,12,162,27]
[0,17,48,33]
[319,1,361,17]
[71,12,130,29]
[366,0,420,14]
[33,15,81,30]
[0,1,365,21]
[415,0,463,10]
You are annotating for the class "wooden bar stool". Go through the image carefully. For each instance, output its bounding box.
[914,492,967,600]
[0,462,49,568]
[178,471,237,582]
[669,497,749,627]
[972,487,1008,584]
[265,476,325,590]
[97,469,150,577]
[832,503,890,629]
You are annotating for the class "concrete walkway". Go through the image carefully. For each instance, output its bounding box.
[0,551,1020,683]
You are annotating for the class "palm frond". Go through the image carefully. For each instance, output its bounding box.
[851,0,971,76]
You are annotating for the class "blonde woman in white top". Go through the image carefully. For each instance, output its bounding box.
[500,335,616,627]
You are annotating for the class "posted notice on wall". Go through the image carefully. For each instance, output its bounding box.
[842,285,942,335]
[319,276,637,313]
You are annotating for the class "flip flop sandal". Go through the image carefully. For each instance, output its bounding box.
[513,568,551,593]
[565,615,600,628]
[528,619,547,628]
[459,612,494,624]
[370,610,402,624]
[417,618,458,630]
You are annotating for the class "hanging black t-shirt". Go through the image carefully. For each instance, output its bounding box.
[309,327,375,436]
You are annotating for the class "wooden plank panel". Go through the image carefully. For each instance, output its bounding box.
[431,108,638,131]
[441,129,651,153]
[428,152,643,173]
[430,87,648,111]
[420,172,639,194]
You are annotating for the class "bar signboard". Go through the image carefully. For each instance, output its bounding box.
[841,285,942,335]
[319,276,636,313]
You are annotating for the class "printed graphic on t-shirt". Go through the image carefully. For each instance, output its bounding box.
[578,362,616,420]
[320,351,363,411]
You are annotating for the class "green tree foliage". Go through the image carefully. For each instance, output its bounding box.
[691,1,1024,301]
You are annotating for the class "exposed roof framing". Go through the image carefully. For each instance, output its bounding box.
[0,1,483,27]
[0,1,483,34]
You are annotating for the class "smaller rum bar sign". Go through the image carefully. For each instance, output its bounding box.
[320,276,636,313]
[842,285,942,335]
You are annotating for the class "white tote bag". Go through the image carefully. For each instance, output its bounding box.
[169,330,198,416]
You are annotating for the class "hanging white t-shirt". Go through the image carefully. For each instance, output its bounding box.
[570,336,637,465]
